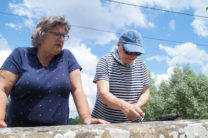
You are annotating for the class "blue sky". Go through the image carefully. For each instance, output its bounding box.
[1,0,208,118]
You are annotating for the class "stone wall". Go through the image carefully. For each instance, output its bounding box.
[0,119,208,138]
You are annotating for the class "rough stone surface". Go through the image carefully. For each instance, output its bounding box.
[0,120,207,138]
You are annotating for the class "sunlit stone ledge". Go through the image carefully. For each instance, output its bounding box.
[0,120,208,138]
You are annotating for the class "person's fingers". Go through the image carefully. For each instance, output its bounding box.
[83,117,110,124]
[98,119,110,124]
[0,121,7,128]
[123,104,144,120]
[125,105,140,120]
[90,118,110,124]
[131,108,141,118]
[123,104,146,120]
[134,105,144,117]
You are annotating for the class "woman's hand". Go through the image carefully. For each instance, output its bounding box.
[83,117,110,125]
[0,120,7,128]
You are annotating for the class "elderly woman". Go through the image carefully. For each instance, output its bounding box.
[0,16,108,127]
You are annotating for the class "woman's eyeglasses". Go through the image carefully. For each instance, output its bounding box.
[47,31,69,41]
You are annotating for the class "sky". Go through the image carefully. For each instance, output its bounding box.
[1,0,208,118]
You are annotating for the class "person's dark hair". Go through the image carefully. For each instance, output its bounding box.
[31,15,71,47]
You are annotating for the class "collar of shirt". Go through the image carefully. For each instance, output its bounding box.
[111,48,135,68]
[28,47,37,55]
[28,47,63,61]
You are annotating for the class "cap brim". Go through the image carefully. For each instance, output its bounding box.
[123,44,145,54]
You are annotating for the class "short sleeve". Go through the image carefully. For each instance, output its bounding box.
[93,57,109,83]
[142,61,150,86]
[63,49,82,73]
[1,48,23,75]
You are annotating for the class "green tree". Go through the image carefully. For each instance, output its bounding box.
[194,73,208,118]
[142,73,165,120]
[143,65,208,121]
[5,96,11,119]
[157,65,208,119]
[170,66,196,117]
[68,116,82,125]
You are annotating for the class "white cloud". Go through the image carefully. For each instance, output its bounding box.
[6,23,23,31]
[151,66,174,87]
[24,18,35,30]
[131,0,208,37]
[147,55,169,62]
[130,0,208,37]
[9,1,45,18]
[0,50,11,67]
[6,23,16,28]
[64,40,99,118]
[169,19,175,30]
[202,64,208,75]
[0,35,11,66]
[159,43,208,66]
[7,0,208,38]
[154,0,208,37]
[0,35,10,50]
[8,0,154,45]
[149,42,208,81]
[66,43,98,76]
[190,1,208,37]
[81,73,97,108]
[69,96,77,118]
[191,18,208,37]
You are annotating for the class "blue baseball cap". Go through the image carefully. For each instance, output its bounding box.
[119,30,144,54]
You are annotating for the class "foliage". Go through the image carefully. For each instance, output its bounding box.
[5,96,11,120]
[143,65,208,121]
[68,116,83,125]
[142,72,165,120]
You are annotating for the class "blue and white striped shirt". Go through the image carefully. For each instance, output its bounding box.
[92,49,150,123]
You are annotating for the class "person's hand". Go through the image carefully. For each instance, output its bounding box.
[83,117,110,125]
[122,103,144,120]
[0,120,7,128]
[134,104,145,117]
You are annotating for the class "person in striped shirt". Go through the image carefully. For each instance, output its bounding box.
[92,30,150,123]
